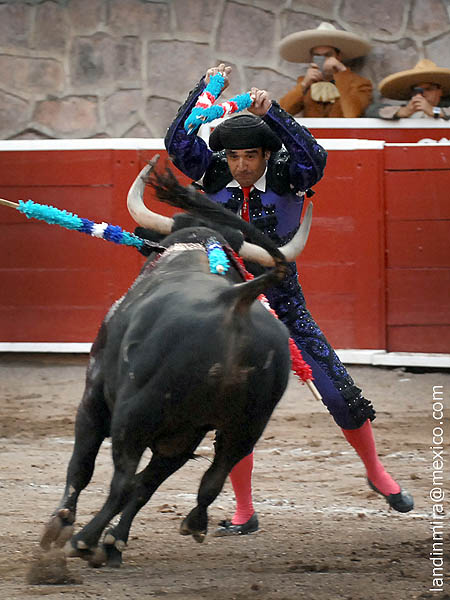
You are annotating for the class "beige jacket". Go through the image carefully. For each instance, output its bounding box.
[279,69,373,118]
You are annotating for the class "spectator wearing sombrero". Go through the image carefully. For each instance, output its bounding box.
[365,59,450,120]
[278,22,373,118]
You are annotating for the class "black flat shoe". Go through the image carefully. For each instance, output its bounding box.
[212,513,259,537]
[368,479,414,513]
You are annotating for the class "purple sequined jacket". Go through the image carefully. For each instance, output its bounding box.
[165,78,327,246]
[164,79,377,428]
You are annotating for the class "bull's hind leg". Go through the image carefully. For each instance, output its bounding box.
[180,430,256,543]
[100,451,195,567]
[40,343,110,551]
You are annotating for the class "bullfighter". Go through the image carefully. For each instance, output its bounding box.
[163,63,413,536]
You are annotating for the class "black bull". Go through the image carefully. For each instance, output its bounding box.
[40,164,311,568]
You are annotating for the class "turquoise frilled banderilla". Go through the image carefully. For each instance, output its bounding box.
[16,199,146,250]
[3,198,231,276]
[184,72,253,134]
[206,238,230,275]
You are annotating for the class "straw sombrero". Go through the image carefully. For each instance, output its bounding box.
[278,22,372,63]
[379,59,450,100]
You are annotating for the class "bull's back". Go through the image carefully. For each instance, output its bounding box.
[103,272,290,431]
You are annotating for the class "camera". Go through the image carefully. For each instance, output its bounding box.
[412,86,425,96]
[313,55,326,71]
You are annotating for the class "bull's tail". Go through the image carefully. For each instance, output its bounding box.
[218,258,287,311]
[146,169,287,281]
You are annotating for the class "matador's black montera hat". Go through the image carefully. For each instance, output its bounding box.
[209,114,282,152]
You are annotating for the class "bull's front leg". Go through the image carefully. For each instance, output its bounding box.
[40,415,107,550]
[69,440,144,566]
[40,349,109,551]
[100,451,194,567]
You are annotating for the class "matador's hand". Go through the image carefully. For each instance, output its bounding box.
[248,88,272,116]
[205,63,232,91]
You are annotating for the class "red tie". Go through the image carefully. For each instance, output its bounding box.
[241,186,251,222]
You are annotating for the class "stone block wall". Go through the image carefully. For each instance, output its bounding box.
[1,0,449,139]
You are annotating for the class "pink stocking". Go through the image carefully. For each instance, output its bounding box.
[229,452,255,524]
[342,419,400,495]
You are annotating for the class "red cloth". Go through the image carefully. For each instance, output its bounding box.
[241,186,251,222]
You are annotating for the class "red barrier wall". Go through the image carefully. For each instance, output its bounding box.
[0,136,449,354]
[0,149,143,342]
[297,147,385,349]
[384,145,450,353]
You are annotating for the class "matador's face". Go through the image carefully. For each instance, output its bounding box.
[225,148,271,188]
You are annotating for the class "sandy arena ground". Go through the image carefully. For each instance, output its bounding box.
[0,353,448,600]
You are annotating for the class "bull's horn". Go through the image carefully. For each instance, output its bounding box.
[239,202,313,266]
[279,201,312,261]
[127,157,174,234]
[239,241,277,266]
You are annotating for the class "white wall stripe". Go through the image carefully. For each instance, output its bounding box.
[1,343,448,368]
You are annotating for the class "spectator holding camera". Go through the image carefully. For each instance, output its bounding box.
[278,22,373,118]
[366,59,450,120]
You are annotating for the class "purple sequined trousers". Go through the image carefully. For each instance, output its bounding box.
[265,263,375,429]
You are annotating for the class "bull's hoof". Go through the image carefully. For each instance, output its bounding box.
[88,547,107,568]
[40,511,75,551]
[179,518,206,543]
[68,537,97,563]
[104,544,123,568]
[66,545,87,559]
[179,520,190,536]
[102,531,125,568]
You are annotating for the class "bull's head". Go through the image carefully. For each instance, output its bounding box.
[127,157,312,268]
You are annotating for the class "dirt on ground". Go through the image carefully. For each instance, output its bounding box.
[0,353,448,600]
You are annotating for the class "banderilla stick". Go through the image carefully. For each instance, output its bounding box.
[0,198,20,209]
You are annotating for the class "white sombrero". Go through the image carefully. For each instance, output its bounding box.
[278,22,372,63]
[379,59,450,100]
